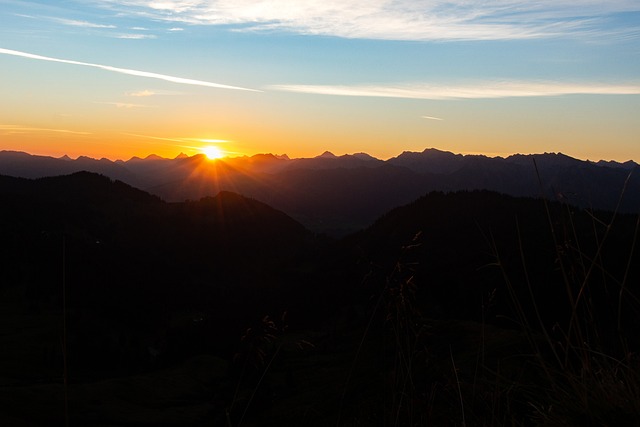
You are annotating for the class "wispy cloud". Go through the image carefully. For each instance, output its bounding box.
[422,116,444,121]
[94,101,151,109]
[0,47,260,92]
[168,27,184,31]
[116,33,157,39]
[15,14,119,32]
[0,124,91,135]
[189,138,229,143]
[271,81,640,100]
[123,132,226,150]
[126,89,181,97]
[127,89,156,97]
[91,1,640,41]
[124,133,190,143]
[54,17,117,29]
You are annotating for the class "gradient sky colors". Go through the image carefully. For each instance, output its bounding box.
[1,1,639,161]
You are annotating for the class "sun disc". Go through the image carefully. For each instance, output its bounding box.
[203,145,223,159]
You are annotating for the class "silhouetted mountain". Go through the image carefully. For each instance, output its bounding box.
[0,170,316,325]
[349,190,640,328]
[507,151,582,169]
[282,152,384,171]
[2,171,640,426]
[2,149,639,236]
[0,150,137,183]
[224,153,290,174]
[318,151,336,158]
[595,159,639,169]
[388,148,466,174]
[0,170,310,265]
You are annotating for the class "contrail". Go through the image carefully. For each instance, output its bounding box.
[0,47,260,92]
[422,115,444,121]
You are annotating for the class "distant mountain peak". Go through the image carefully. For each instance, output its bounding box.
[595,159,639,170]
[0,150,30,157]
[422,147,455,155]
[59,154,72,161]
[250,153,279,160]
[174,152,189,159]
[145,154,163,160]
[351,152,379,161]
[317,151,337,158]
[388,148,464,174]
[507,152,583,168]
[394,148,459,159]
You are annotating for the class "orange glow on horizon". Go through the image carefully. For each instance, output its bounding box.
[3,123,637,163]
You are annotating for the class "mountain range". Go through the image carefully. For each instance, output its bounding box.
[1,148,638,235]
[1,165,639,425]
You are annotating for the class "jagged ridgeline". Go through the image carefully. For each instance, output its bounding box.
[2,149,639,236]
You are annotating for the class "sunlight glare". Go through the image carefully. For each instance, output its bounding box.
[203,145,224,159]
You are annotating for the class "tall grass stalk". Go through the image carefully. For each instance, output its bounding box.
[450,346,466,427]
[62,234,69,427]
[494,160,640,424]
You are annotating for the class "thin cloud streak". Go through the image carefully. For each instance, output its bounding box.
[123,133,220,151]
[271,81,640,100]
[127,90,156,97]
[94,101,152,109]
[15,14,117,29]
[124,133,189,144]
[92,1,640,41]
[126,89,181,96]
[0,124,91,135]
[0,47,260,92]
[116,33,157,39]
[422,116,444,121]
[190,138,229,143]
[54,18,117,29]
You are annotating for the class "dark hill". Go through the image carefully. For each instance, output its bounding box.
[0,171,312,282]
[2,175,640,426]
[0,172,319,375]
[348,190,640,335]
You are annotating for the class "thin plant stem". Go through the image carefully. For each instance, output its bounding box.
[450,347,466,427]
[62,235,69,427]
[237,343,282,427]
[617,214,640,333]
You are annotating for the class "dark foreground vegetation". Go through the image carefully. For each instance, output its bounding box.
[1,172,639,426]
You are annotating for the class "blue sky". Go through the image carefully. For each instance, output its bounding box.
[1,0,639,161]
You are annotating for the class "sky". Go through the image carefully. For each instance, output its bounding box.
[1,1,639,161]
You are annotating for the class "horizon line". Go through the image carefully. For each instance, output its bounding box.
[2,148,637,165]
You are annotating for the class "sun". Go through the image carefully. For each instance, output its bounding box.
[202,145,224,159]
